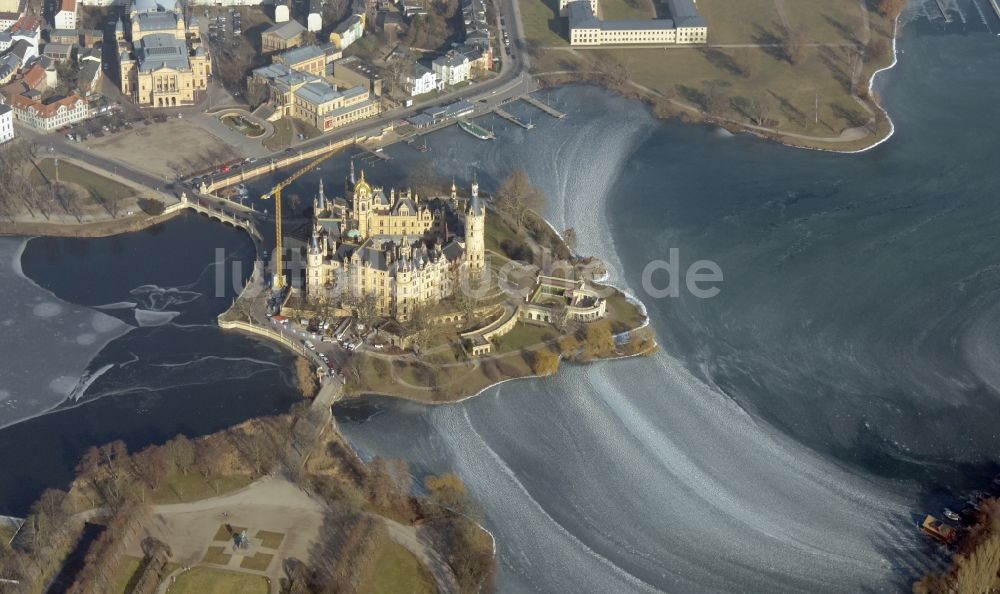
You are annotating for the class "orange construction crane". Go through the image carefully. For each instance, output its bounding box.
[260,148,343,289]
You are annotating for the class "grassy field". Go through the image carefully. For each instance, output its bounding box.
[149,474,254,505]
[494,323,557,352]
[239,552,274,571]
[600,0,652,21]
[202,545,233,565]
[112,555,143,593]
[358,540,437,594]
[167,567,269,594]
[524,0,896,148]
[31,159,136,206]
[255,530,285,549]
[264,118,293,150]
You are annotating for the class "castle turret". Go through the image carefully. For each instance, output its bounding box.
[306,232,324,300]
[465,175,485,272]
[317,178,326,212]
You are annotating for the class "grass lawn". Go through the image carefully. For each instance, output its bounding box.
[518,0,567,46]
[255,530,285,549]
[31,159,136,206]
[112,555,143,594]
[605,289,646,330]
[168,568,269,594]
[494,323,557,353]
[239,552,274,571]
[202,545,233,566]
[222,114,265,137]
[149,474,254,505]
[599,0,652,21]
[213,524,247,542]
[0,524,17,545]
[526,0,895,146]
[358,540,436,594]
[264,118,293,150]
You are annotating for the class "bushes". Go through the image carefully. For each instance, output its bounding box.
[530,348,561,376]
[139,198,165,216]
[500,237,533,262]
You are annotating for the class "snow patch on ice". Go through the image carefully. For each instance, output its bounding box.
[135,309,181,327]
[33,302,63,318]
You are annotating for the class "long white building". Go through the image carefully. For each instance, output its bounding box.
[565,0,707,46]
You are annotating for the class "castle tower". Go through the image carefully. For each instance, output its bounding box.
[306,232,324,300]
[353,170,373,238]
[317,178,326,212]
[465,176,485,272]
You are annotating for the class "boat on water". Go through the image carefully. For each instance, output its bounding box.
[458,119,495,141]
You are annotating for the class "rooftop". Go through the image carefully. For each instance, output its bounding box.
[136,11,180,32]
[278,44,324,65]
[296,80,341,104]
[133,0,178,14]
[136,33,190,72]
[264,19,306,40]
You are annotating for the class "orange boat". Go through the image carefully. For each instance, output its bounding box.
[921,515,957,544]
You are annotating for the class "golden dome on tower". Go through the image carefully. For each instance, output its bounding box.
[355,169,372,197]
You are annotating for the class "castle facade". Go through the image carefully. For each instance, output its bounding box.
[305,167,485,322]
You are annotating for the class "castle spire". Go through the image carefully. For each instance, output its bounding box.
[317,178,326,211]
[349,159,356,185]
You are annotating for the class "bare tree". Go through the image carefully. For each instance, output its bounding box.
[746,94,772,126]
[782,26,807,65]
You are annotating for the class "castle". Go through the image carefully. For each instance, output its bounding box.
[305,165,485,322]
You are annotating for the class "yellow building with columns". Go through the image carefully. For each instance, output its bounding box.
[118,0,211,107]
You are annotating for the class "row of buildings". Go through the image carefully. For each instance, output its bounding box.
[0,13,99,132]
[266,0,367,50]
[402,0,493,97]
[564,0,707,46]
[250,44,381,132]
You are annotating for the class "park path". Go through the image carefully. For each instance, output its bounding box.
[382,517,461,594]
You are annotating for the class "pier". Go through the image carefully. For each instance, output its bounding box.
[521,94,566,119]
[495,107,535,129]
[933,0,951,22]
[364,147,391,161]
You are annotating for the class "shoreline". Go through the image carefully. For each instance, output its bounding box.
[532,15,903,154]
[0,208,182,239]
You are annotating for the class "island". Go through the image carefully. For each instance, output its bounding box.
[221,163,656,403]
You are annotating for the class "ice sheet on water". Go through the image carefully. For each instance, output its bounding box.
[0,237,133,429]
[129,285,201,311]
[95,301,138,311]
[134,309,181,327]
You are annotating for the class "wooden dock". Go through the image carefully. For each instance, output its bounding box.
[521,95,566,119]
[364,148,391,161]
[495,107,535,129]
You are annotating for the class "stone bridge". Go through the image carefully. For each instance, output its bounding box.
[167,194,263,247]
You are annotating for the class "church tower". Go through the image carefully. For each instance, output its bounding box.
[465,175,485,271]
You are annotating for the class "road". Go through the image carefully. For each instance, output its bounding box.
[15,0,534,196]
